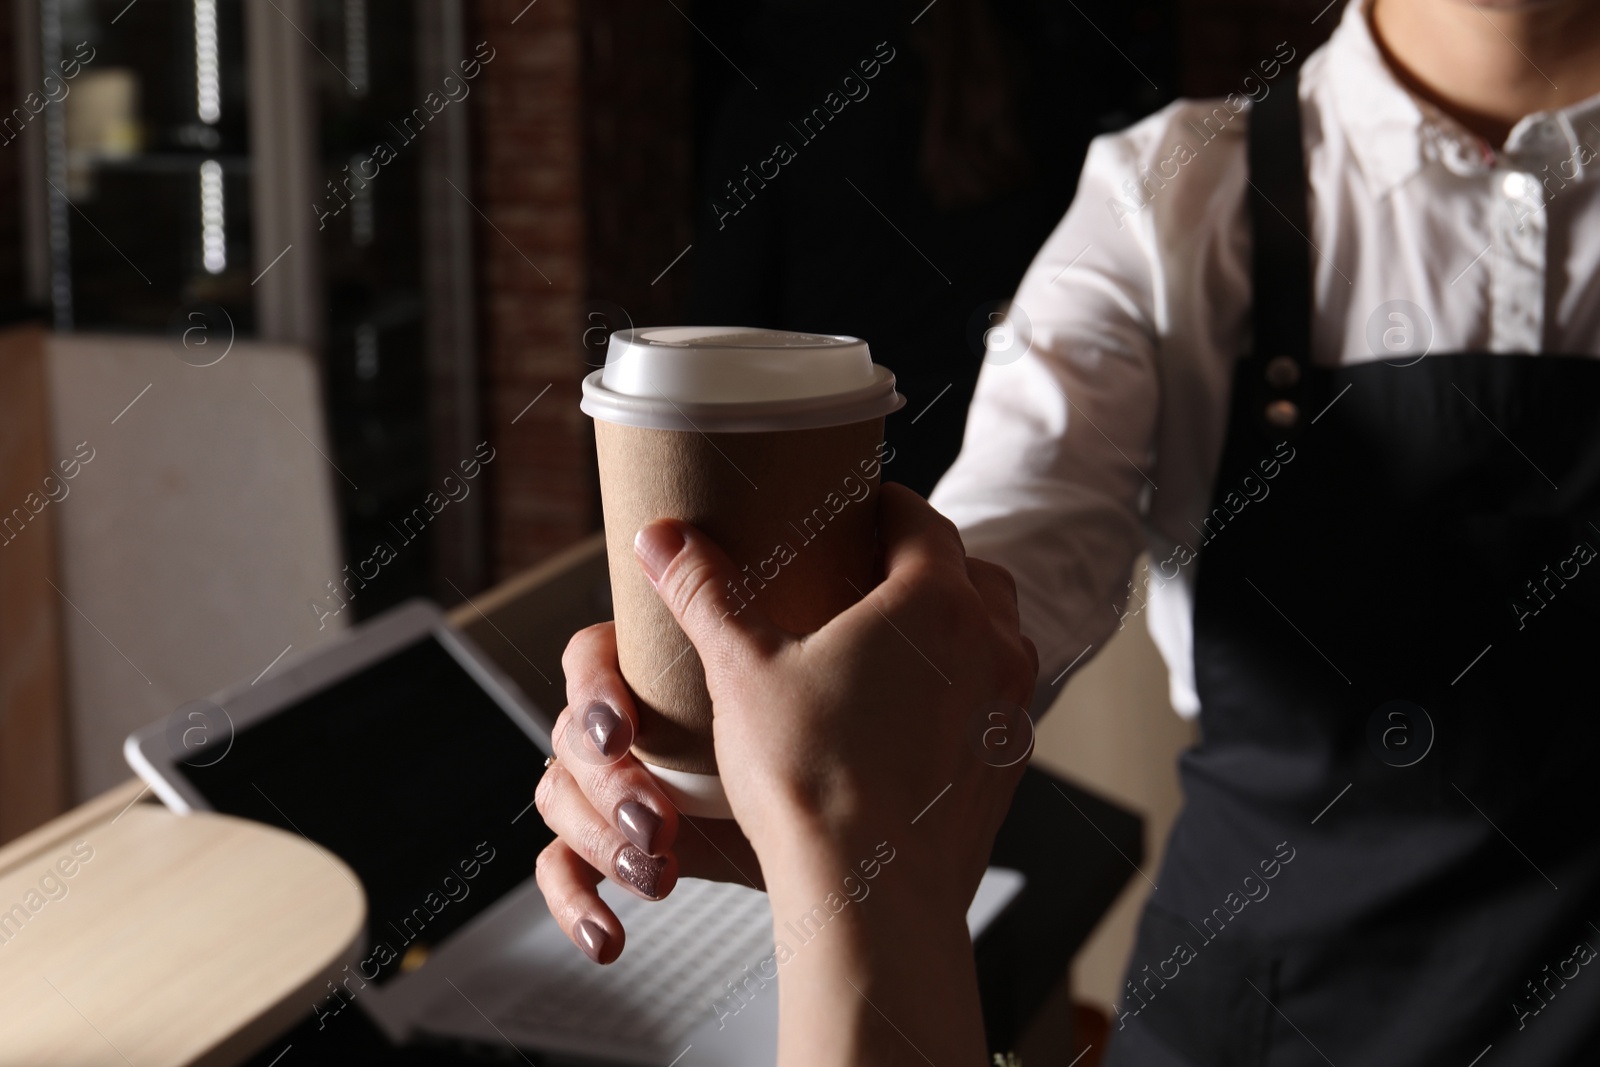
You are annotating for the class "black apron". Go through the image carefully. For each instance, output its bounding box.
[1105,69,1600,1067]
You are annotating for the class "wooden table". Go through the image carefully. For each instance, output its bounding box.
[0,779,365,1067]
[0,536,610,1067]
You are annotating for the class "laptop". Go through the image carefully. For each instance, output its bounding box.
[125,600,1025,1065]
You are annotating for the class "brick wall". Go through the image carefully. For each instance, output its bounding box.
[469,0,591,579]
[468,0,690,581]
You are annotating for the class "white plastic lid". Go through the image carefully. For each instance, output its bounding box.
[580,326,904,432]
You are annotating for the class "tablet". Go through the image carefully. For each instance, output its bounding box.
[124,600,558,983]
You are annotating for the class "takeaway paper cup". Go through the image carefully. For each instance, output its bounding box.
[580,327,904,818]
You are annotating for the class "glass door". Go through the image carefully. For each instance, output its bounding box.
[28,0,482,611]
[42,0,255,332]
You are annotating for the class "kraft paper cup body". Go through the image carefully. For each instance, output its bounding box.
[583,327,903,817]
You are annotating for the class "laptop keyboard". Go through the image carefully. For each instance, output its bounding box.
[489,878,775,1052]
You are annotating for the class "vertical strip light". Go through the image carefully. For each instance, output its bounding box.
[344,0,369,96]
[39,0,73,327]
[195,0,220,123]
[200,160,226,273]
[350,153,374,246]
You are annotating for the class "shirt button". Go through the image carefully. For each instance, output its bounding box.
[1501,171,1532,199]
[1265,399,1299,429]
[1265,356,1301,388]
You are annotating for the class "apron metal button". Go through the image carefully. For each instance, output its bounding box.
[1265,399,1299,428]
[1265,356,1301,388]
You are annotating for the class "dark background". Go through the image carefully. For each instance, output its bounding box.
[0,0,1342,611]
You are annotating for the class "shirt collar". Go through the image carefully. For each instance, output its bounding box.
[1323,0,1600,196]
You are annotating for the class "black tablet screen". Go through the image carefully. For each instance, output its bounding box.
[177,635,553,985]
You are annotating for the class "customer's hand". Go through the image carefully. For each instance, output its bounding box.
[533,620,766,963]
[534,484,1036,972]
[644,483,1037,906]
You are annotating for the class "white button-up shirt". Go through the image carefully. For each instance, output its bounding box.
[929,0,1600,716]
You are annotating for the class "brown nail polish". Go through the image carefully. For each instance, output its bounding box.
[615,846,666,899]
[575,918,607,963]
[617,801,662,854]
[584,701,623,757]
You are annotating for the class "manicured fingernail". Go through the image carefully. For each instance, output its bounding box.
[634,522,685,584]
[616,846,666,899]
[616,801,662,855]
[584,701,622,757]
[574,918,607,963]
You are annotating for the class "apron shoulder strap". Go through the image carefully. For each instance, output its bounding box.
[1248,66,1311,370]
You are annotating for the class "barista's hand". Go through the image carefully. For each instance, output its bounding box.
[534,484,1036,966]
